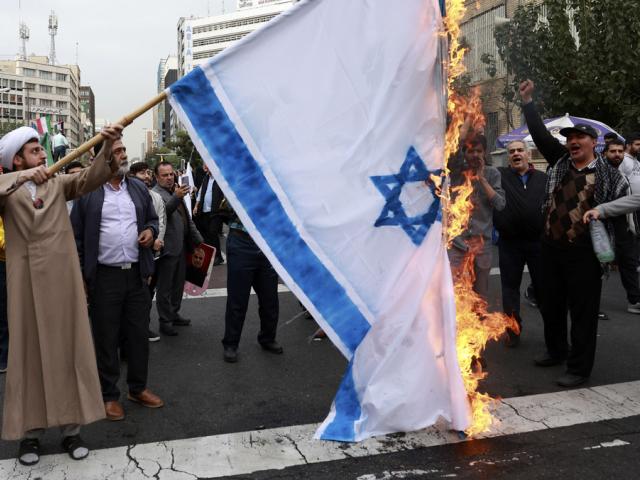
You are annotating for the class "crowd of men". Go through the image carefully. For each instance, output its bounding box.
[0,124,284,466]
[453,79,640,390]
[0,77,639,466]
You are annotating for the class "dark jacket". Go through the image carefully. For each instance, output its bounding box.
[494,166,547,241]
[71,177,159,287]
[196,174,227,217]
[152,183,203,257]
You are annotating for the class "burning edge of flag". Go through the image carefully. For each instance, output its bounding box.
[441,0,519,437]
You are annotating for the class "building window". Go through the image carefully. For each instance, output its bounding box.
[23,68,36,77]
[192,13,278,34]
[193,31,252,47]
[40,99,53,107]
[461,6,506,83]
[56,100,68,108]
[193,49,224,60]
[56,87,68,95]
[39,70,53,80]
[485,111,499,153]
[56,73,68,81]
[40,85,53,93]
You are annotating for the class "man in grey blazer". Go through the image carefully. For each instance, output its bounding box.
[152,161,203,336]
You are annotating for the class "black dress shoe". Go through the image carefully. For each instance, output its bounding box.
[260,341,283,354]
[556,373,588,388]
[213,257,225,266]
[223,347,238,363]
[534,352,566,367]
[160,325,178,336]
[173,317,191,326]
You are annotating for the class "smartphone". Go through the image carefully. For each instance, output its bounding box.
[180,176,190,187]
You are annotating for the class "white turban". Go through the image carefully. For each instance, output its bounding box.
[0,126,39,171]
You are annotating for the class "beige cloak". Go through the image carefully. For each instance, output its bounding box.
[0,149,116,440]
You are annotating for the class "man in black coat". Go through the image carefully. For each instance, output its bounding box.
[71,139,163,421]
[194,164,226,265]
[494,140,547,347]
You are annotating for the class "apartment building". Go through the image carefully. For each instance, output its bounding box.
[0,56,82,147]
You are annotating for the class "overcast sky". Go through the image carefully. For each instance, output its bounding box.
[1,0,236,159]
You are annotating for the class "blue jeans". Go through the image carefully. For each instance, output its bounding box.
[0,261,8,369]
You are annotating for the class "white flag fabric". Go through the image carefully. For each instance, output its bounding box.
[168,0,470,441]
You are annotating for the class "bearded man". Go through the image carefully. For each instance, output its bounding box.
[0,124,124,465]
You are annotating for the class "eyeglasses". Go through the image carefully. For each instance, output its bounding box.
[508,148,525,154]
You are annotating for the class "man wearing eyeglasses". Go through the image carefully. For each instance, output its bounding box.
[494,140,547,347]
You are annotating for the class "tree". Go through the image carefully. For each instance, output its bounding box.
[485,0,640,134]
[0,121,24,138]
[166,130,202,169]
[145,146,178,169]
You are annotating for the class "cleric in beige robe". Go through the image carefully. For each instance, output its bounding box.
[0,126,123,444]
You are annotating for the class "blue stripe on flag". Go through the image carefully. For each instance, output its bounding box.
[439,0,446,17]
[170,68,371,356]
[320,360,360,441]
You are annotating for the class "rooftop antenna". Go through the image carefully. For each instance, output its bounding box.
[48,11,59,65]
[18,0,28,60]
[75,42,79,65]
[19,22,29,60]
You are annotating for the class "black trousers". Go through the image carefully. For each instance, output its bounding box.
[540,242,602,377]
[498,237,543,327]
[155,253,186,326]
[196,213,224,261]
[614,225,640,304]
[89,264,151,401]
[222,231,279,348]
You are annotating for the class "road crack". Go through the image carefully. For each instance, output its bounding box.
[501,400,551,428]
[281,434,309,464]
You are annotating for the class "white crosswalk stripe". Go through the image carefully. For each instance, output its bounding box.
[2,380,639,479]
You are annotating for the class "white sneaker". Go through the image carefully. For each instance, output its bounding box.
[627,302,640,314]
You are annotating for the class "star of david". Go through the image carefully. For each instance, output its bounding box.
[370,146,442,246]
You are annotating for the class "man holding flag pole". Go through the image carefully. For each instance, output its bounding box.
[0,122,125,465]
[0,0,473,445]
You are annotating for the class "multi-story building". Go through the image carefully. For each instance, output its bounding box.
[0,55,82,147]
[0,71,26,128]
[177,0,295,79]
[460,0,513,155]
[460,0,561,158]
[79,85,95,140]
[163,67,178,144]
[94,117,110,133]
[153,55,178,146]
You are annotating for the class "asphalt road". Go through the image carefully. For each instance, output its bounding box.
[1,251,639,479]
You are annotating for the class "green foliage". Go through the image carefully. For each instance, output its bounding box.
[0,121,25,138]
[494,0,640,133]
[144,130,202,171]
[166,130,202,169]
[145,146,178,169]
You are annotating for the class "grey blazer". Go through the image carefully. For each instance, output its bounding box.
[152,184,203,257]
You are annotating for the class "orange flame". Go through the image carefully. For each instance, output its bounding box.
[442,0,519,436]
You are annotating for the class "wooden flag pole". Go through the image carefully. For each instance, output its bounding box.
[47,91,168,176]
